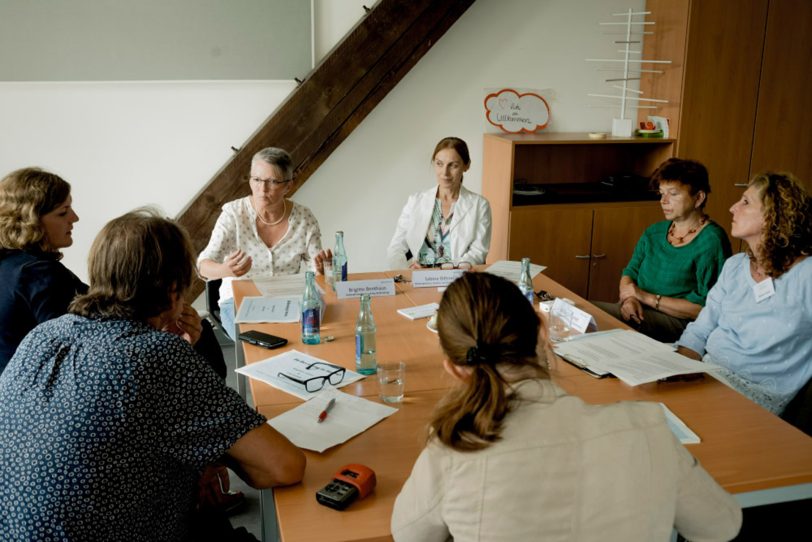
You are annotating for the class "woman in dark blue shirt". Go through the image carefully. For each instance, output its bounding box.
[0,167,86,373]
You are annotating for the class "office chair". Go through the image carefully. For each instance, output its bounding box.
[205,278,223,325]
[781,377,812,437]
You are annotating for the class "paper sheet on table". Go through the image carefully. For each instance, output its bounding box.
[660,403,701,444]
[235,350,364,400]
[397,303,439,320]
[267,388,397,453]
[485,260,546,282]
[252,274,324,298]
[553,329,707,386]
[235,296,301,323]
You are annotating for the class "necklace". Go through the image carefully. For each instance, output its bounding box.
[668,215,707,244]
[253,199,287,227]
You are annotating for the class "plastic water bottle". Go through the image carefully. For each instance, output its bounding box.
[355,294,377,375]
[301,271,321,344]
[333,231,348,284]
[518,257,535,304]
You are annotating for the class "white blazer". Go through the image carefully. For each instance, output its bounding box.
[386,185,492,269]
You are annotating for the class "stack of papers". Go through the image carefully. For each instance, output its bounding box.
[485,260,547,282]
[553,329,707,386]
[252,274,309,297]
[235,350,364,400]
[235,296,300,323]
[660,403,700,444]
[397,303,439,320]
[268,388,397,452]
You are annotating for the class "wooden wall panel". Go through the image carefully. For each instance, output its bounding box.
[749,0,812,190]
[676,0,769,236]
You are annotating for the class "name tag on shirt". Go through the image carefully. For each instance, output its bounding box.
[752,277,775,303]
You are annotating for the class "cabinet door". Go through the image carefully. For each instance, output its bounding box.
[589,204,664,303]
[509,206,593,298]
[749,0,812,189]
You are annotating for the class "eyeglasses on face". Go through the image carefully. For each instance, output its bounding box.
[277,362,346,393]
[249,176,292,187]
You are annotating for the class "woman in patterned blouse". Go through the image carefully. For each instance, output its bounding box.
[198,147,331,339]
[0,209,305,541]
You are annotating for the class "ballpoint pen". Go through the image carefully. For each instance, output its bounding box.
[317,398,336,423]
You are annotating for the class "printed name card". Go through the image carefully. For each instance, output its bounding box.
[335,278,396,299]
[412,269,466,288]
[551,298,597,334]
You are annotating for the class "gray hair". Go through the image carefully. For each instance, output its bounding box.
[252,147,293,179]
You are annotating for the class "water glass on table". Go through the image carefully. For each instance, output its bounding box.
[378,362,406,403]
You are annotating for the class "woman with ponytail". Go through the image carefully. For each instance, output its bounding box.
[391,272,741,542]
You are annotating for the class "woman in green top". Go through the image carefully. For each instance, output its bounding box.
[595,158,731,342]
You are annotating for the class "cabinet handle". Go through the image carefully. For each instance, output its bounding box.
[591,253,606,259]
[575,254,591,260]
[734,183,749,188]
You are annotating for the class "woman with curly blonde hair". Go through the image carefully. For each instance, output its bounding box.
[392,272,741,541]
[678,172,812,413]
[0,167,86,373]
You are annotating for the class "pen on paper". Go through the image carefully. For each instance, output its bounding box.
[317,398,336,423]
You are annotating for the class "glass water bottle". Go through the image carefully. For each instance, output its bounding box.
[518,257,535,304]
[333,231,348,284]
[355,294,377,375]
[301,271,321,344]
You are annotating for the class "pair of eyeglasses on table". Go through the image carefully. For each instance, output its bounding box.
[277,361,346,393]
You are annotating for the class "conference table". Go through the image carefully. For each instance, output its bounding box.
[232,269,812,542]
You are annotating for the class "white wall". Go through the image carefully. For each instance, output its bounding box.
[0,0,642,279]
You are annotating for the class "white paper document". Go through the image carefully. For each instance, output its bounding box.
[412,269,465,288]
[335,278,396,299]
[252,274,324,298]
[660,403,701,444]
[485,260,547,282]
[267,388,397,453]
[397,302,439,320]
[235,350,364,400]
[553,329,707,386]
[235,296,301,323]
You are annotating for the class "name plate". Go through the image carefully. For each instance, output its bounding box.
[412,269,465,288]
[551,298,597,334]
[335,278,396,299]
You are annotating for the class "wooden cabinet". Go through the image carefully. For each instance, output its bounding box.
[509,203,663,301]
[482,132,673,300]
[640,0,812,238]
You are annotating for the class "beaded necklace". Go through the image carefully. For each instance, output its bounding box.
[667,214,707,245]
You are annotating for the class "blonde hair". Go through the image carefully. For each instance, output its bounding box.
[431,272,548,451]
[0,167,71,253]
[70,208,196,320]
[747,172,811,277]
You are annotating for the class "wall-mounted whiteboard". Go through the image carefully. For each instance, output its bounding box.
[0,0,312,81]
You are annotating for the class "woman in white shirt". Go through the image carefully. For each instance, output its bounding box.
[386,137,491,269]
[391,272,741,542]
[198,147,330,338]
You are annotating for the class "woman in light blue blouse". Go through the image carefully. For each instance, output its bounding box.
[677,172,812,414]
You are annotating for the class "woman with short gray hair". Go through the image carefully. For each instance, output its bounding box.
[198,147,331,338]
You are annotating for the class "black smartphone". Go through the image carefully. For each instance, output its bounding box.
[238,330,288,349]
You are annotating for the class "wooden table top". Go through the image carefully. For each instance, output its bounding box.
[233,269,812,542]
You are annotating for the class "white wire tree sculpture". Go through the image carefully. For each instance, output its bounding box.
[586,8,671,137]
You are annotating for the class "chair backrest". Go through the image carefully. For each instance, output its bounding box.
[205,278,223,325]
[781,376,812,437]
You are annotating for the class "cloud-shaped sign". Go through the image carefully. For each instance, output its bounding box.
[484,89,550,134]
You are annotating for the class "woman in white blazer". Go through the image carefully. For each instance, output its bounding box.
[387,137,492,269]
